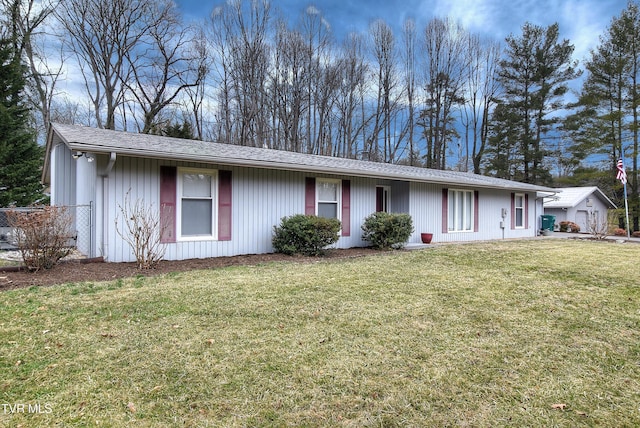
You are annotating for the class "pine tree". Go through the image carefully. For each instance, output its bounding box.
[0,36,44,207]
[571,2,640,231]
[487,22,579,185]
[484,102,522,180]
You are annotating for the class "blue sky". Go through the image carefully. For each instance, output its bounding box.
[175,0,628,62]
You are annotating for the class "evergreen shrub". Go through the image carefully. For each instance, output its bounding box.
[272,214,341,256]
[361,212,413,250]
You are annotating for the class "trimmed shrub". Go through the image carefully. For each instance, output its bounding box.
[272,214,341,256]
[614,228,627,236]
[361,212,413,250]
[559,221,580,233]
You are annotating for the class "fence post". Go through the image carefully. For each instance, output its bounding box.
[89,201,94,258]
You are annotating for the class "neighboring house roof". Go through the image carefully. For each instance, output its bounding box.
[44,123,554,192]
[544,187,617,209]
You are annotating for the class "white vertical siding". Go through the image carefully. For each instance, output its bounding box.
[51,143,100,257]
[544,208,566,224]
[409,183,538,244]
[535,197,544,230]
[339,176,376,249]
[100,156,540,262]
[407,182,442,243]
[117,157,164,260]
[50,143,76,207]
[103,158,371,262]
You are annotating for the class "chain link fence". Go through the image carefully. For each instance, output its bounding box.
[0,204,92,256]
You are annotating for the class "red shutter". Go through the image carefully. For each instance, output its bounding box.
[376,186,384,212]
[442,188,448,233]
[474,190,479,232]
[341,180,351,236]
[305,177,316,215]
[218,170,232,241]
[510,193,516,230]
[525,193,529,229]
[160,166,176,243]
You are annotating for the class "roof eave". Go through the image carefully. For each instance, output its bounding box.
[594,188,617,209]
[41,125,56,185]
[66,142,550,192]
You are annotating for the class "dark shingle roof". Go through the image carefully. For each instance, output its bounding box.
[46,123,553,192]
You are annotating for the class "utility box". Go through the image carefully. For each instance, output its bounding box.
[541,214,555,231]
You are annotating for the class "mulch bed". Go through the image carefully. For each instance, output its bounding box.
[0,247,387,291]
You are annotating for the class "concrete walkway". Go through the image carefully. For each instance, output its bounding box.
[402,231,640,250]
[540,231,640,244]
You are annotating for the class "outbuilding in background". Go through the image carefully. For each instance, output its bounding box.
[543,187,617,232]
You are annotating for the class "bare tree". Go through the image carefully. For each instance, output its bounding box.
[124,1,206,134]
[49,96,85,125]
[2,0,60,137]
[421,17,469,170]
[461,35,501,173]
[181,28,209,140]
[56,0,163,130]
[334,33,368,159]
[271,21,308,151]
[402,18,419,165]
[208,3,235,143]
[369,20,406,163]
[314,60,341,156]
[299,5,333,155]
[231,0,271,147]
[209,0,272,147]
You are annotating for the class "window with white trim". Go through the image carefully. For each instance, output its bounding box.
[317,178,341,220]
[177,168,217,239]
[448,189,474,232]
[376,185,390,212]
[514,193,525,228]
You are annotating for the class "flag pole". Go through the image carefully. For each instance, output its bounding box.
[617,157,631,239]
[623,180,631,240]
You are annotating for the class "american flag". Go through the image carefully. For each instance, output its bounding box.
[617,159,627,185]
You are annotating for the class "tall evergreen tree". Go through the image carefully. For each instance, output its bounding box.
[0,36,44,206]
[487,22,579,185]
[611,1,640,231]
[571,1,640,231]
[484,102,522,180]
[566,38,626,205]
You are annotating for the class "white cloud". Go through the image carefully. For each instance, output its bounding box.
[426,0,623,63]
[430,0,495,32]
[558,0,617,62]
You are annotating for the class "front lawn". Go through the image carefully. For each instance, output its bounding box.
[1,240,639,426]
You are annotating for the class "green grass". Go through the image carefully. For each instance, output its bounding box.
[1,240,639,427]
[0,258,20,268]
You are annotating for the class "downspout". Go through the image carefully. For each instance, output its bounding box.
[101,152,117,177]
[99,152,117,260]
